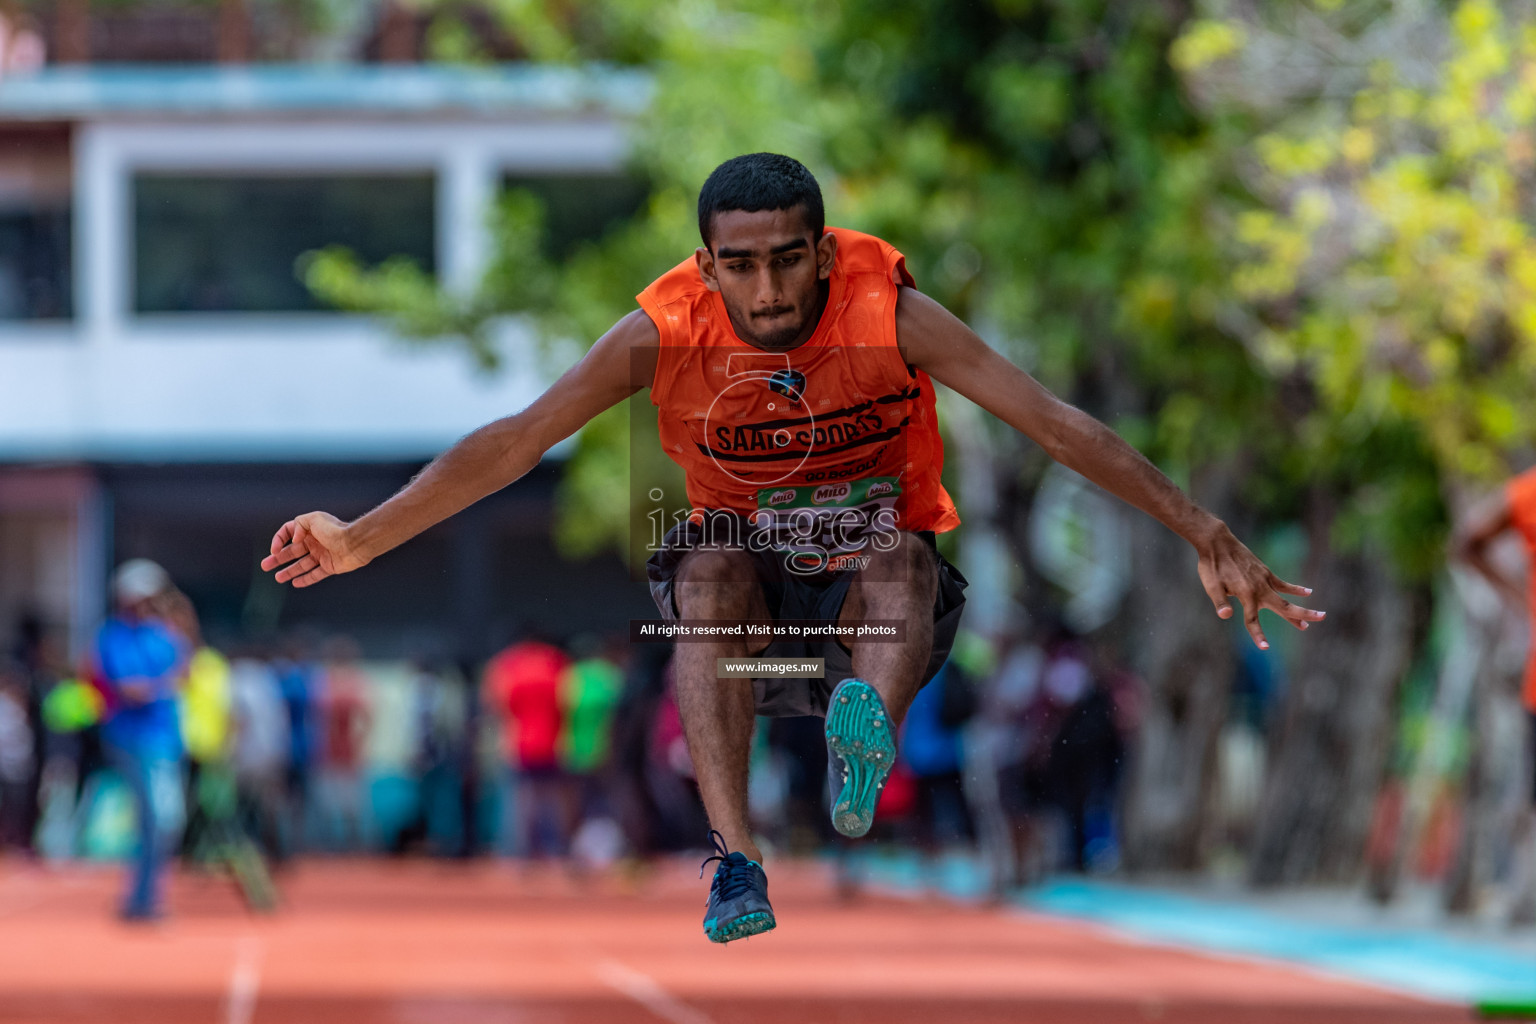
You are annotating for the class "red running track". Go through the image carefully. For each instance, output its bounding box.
[0,858,1472,1024]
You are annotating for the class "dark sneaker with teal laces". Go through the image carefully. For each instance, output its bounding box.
[699,830,776,943]
[825,678,896,838]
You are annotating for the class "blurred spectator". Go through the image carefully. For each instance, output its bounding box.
[173,613,232,772]
[608,643,673,858]
[36,671,105,859]
[558,636,625,818]
[229,654,290,864]
[273,638,319,851]
[95,559,187,920]
[456,656,487,858]
[766,715,831,852]
[1045,667,1124,873]
[899,659,975,854]
[558,636,628,867]
[394,659,467,855]
[1020,632,1125,874]
[167,591,233,863]
[971,630,1045,890]
[314,637,371,853]
[8,613,53,854]
[645,657,709,849]
[0,668,34,850]
[161,595,276,910]
[483,632,570,858]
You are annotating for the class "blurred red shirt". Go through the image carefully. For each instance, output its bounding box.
[484,641,569,771]
[321,665,370,771]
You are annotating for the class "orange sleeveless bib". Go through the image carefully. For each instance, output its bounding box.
[638,227,959,565]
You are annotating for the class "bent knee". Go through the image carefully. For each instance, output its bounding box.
[674,546,764,615]
[862,531,938,589]
[676,546,758,585]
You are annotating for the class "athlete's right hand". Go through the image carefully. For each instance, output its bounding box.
[261,511,370,588]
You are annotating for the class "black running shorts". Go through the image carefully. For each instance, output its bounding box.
[646,514,968,718]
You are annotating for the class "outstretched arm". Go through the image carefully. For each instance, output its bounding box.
[897,287,1323,649]
[262,310,660,588]
[1454,492,1523,607]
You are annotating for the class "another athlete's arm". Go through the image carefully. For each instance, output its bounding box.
[262,310,660,588]
[896,286,1323,649]
[1455,493,1524,607]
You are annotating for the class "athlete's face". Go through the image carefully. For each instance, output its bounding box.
[697,206,838,351]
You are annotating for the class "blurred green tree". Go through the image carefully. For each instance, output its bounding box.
[1179,0,1536,896]
[1201,0,1536,485]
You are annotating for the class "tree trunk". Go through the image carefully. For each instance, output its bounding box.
[1248,511,1420,887]
[377,2,418,63]
[1367,578,1482,905]
[53,0,90,63]
[1119,508,1235,872]
[217,0,252,63]
[944,395,1025,638]
[1442,581,1527,915]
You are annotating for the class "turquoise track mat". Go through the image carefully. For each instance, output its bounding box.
[1022,879,1535,1004]
[847,854,1536,1006]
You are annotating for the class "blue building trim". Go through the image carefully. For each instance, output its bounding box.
[0,64,652,119]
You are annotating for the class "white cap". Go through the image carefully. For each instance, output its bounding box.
[112,559,170,605]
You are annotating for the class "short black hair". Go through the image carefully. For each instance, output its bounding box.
[697,153,824,249]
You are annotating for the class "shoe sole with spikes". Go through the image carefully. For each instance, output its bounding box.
[825,679,896,838]
[704,909,776,943]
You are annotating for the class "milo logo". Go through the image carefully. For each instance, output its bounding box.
[813,483,851,505]
[767,489,797,506]
[866,481,894,498]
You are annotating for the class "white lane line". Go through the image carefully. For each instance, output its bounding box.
[594,958,716,1024]
[223,936,263,1024]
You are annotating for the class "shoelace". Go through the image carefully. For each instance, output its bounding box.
[698,829,758,900]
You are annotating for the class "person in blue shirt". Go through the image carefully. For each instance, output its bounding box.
[899,660,973,854]
[272,636,318,856]
[96,559,187,921]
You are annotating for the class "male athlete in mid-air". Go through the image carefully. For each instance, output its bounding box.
[262,153,1325,943]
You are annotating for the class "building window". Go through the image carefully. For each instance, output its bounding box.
[0,209,71,320]
[501,173,648,260]
[133,174,437,313]
[0,127,73,322]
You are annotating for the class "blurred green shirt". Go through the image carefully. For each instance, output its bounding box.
[557,657,623,775]
[42,678,104,734]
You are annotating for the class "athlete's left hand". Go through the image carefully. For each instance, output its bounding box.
[1195,523,1324,650]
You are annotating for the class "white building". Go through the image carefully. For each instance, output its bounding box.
[0,64,656,659]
